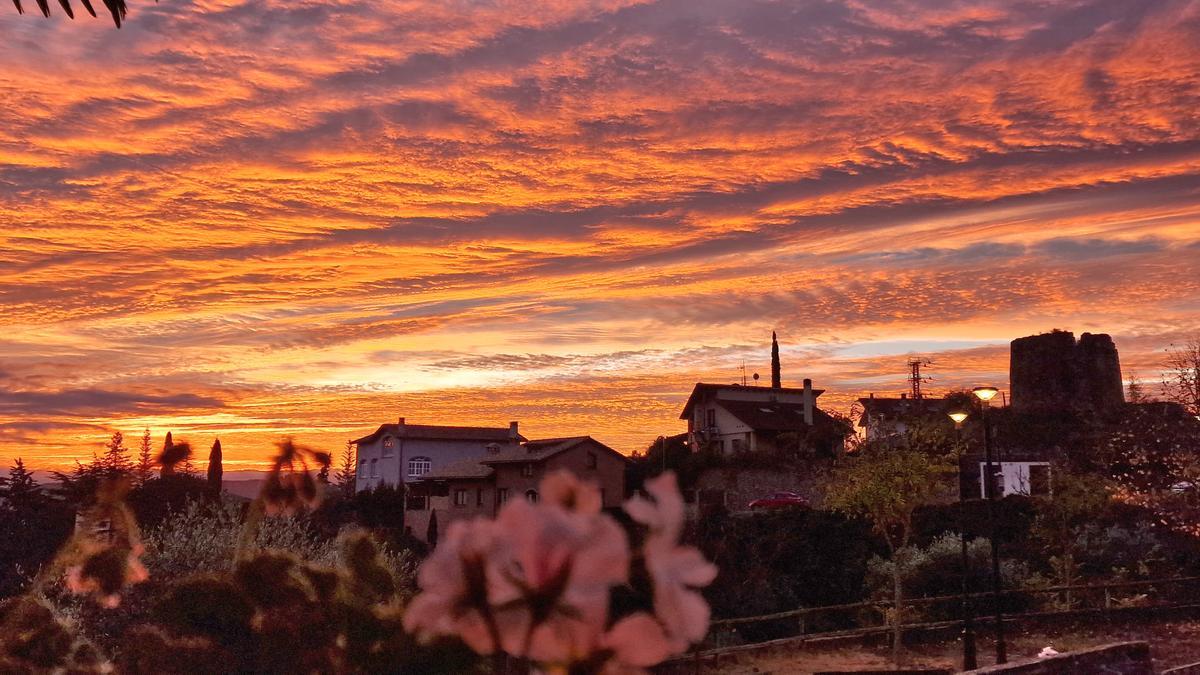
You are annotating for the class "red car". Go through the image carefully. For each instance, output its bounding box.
[748,491,810,510]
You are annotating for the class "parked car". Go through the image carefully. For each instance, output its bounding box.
[748,491,809,510]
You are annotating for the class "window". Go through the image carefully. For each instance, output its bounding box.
[477,488,484,507]
[359,460,367,478]
[586,452,597,469]
[1029,464,1052,496]
[382,437,394,457]
[408,456,432,478]
[497,488,509,505]
[406,494,427,511]
[521,463,535,477]
[369,458,378,477]
[525,490,539,504]
[706,408,716,428]
[454,489,469,507]
[730,438,743,453]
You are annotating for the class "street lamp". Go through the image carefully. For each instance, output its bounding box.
[948,410,976,671]
[973,385,1007,664]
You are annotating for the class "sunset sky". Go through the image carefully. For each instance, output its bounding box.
[1,0,1198,473]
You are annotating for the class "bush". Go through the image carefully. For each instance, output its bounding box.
[144,499,416,587]
[865,533,1037,622]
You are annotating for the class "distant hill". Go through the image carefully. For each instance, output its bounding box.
[222,478,265,501]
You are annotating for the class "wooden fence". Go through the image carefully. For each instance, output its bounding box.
[675,576,1200,667]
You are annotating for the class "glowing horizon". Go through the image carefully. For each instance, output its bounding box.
[2,0,1198,472]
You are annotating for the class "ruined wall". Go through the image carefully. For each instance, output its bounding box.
[1010,330,1124,413]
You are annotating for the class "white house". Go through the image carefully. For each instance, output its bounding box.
[351,418,525,493]
[679,379,845,457]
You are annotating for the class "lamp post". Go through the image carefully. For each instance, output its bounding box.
[973,385,1006,664]
[948,410,977,671]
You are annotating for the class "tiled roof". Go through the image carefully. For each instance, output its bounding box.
[679,382,825,419]
[421,458,496,480]
[717,399,839,433]
[416,436,629,482]
[479,436,591,464]
[352,423,525,445]
[856,397,951,427]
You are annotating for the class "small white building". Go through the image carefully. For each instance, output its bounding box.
[351,418,525,493]
[679,379,845,457]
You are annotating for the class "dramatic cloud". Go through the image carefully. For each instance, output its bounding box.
[0,0,1198,470]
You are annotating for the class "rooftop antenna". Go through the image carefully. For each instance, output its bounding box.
[908,357,933,399]
[740,361,747,386]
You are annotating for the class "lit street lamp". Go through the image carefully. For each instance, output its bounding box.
[973,385,1007,664]
[948,409,976,671]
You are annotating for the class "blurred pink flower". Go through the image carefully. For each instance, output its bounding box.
[541,470,603,514]
[625,472,718,652]
[403,518,506,654]
[491,494,630,664]
[602,612,673,669]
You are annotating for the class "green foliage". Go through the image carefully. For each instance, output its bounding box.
[825,444,951,552]
[864,533,1036,621]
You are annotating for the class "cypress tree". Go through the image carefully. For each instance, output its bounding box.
[207,439,223,493]
[426,509,439,548]
[161,431,175,477]
[771,330,782,388]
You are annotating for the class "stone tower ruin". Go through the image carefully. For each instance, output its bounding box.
[1010,330,1124,413]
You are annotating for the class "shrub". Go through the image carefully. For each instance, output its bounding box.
[143,499,416,588]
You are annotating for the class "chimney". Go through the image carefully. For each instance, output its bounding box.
[509,421,519,441]
[901,393,907,399]
[803,378,814,426]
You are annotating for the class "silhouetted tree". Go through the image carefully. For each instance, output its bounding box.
[134,428,154,487]
[0,458,73,596]
[207,439,223,494]
[1127,374,1149,404]
[0,458,38,504]
[1163,338,1200,417]
[334,440,356,498]
[771,330,782,388]
[100,430,132,477]
[160,432,176,477]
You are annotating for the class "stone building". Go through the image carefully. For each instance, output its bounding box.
[1010,330,1124,414]
[406,436,628,542]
